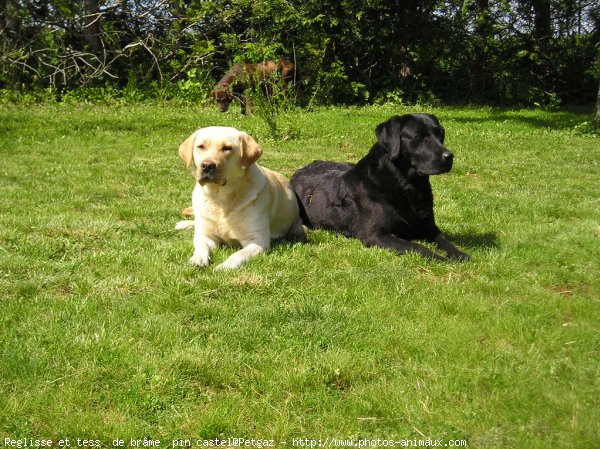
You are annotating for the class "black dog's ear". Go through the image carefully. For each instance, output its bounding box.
[375,114,412,159]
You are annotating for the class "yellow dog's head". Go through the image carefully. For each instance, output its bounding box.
[178,126,262,186]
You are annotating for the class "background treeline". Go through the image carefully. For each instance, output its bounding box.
[1,0,599,106]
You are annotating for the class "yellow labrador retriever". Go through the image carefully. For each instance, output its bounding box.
[176,126,305,270]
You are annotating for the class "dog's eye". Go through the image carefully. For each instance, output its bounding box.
[197,143,205,150]
[222,145,232,152]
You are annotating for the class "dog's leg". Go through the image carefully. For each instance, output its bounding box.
[175,220,194,230]
[215,237,269,270]
[430,233,470,262]
[189,233,218,267]
[363,233,446,261]
[286,217,308,243]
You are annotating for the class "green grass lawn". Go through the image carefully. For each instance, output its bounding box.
[0,103,598,448]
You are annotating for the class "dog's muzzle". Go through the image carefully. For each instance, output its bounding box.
[442,151,453,165]
[439,151,454,173]
[201,160,216,175]
[417,150,454,176]
[198,160,220,184]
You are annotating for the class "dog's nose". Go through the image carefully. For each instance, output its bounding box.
[201,161,216,174]
[442,151,453,162]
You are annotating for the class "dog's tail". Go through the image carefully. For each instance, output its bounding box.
[175,206,195,230]
[175,220,194,231]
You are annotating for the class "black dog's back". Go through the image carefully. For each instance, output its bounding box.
[291,160,356,234]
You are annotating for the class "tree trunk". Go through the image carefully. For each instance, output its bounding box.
[1,0,17,35]
[83,0,102,53]
[596,82,600,133]
[533,0,551,51]
[472,0,492,98]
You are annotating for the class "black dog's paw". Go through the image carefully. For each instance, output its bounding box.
[448,251,471,262]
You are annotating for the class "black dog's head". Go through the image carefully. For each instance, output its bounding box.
[375,113,454,175]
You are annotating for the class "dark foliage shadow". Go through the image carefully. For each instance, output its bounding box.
[446,105,595,134]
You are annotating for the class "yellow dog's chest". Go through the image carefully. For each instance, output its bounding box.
[194,194,258,245]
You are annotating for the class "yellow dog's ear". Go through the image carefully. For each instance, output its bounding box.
[179,131,197,167]
[239,131,262,168]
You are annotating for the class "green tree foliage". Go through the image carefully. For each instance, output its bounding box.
[1,0,598,105]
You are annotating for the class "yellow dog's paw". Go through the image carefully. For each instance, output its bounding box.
[189,253,210,267]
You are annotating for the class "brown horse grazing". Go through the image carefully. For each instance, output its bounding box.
[211,59,295,114]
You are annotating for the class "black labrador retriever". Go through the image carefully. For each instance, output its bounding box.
[291,113,470,261]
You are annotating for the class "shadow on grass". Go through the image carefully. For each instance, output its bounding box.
[446,231,499,249]
[447,105,596,134]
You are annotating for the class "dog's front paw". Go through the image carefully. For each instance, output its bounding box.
[448,251,471,262]
[214,245,263,270]
[214,259,240,270]
[214,252,248,270]
[175,220,194,231]
[189,253,210,267]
